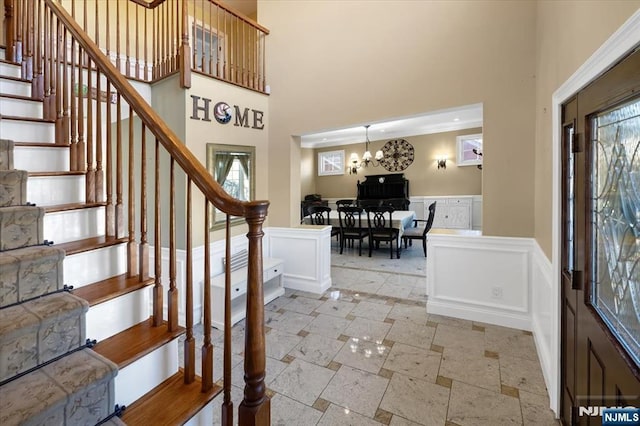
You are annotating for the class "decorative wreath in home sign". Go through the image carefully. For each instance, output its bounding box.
[380,139,415,172]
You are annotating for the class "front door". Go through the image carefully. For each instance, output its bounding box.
[561,48,640,425]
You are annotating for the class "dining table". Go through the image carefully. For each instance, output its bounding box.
[305,210,417,238]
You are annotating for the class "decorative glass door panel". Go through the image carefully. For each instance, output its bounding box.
[590,97,640,366]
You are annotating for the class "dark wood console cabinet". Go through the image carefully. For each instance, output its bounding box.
[356,174,410,209]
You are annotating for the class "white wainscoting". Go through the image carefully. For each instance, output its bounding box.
[427,233,533,331]
[531,241,556,417]
[427,233,558,415]
[267,226,332,294]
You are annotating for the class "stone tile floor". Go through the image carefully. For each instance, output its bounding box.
[183,240,559,425]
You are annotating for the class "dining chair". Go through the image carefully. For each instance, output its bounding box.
[307,205,340,242]
[357,199,382,209]
[402,201,436,257]
[337,206,368,256]
[365,205,400,259]
[335,199,356,208]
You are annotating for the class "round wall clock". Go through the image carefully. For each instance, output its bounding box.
[380,139,415,172]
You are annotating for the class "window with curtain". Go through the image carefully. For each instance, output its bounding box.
[206,144,255,229]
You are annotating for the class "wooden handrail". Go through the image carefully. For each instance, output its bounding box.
[44,0,268,219]
[128,0,269,35]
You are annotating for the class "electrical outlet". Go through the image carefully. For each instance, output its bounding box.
[491,286,503,299]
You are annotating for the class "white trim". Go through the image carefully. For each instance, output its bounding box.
[531,241,555,415]
[550,8,640,416]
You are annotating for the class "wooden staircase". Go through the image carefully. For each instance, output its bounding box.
[0,0,272,424]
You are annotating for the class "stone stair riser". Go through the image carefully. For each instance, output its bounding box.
[0,206,45,250]
[0,78,30,97]
[0,246,65,308]
[0,170,27,207]
[63,244,127,288]
[27,175,86,206]
[0,292,88,383]
[43,207,105,244]
[86,288,151,342]
[0,120,55,142]
[14,146,69,173]
[0,97,43,119]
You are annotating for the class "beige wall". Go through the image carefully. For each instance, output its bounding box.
[185,73,270,245]
[533,1,640,258]
[313,128,482,199]
[260,0,536,237]
[300,147,317,197]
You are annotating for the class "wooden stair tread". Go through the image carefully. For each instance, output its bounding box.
[14,142,67,147]
[0,93,41,102]
[0,114,54,123]
[0,75,30,83]
[0,58,20,66]
[29,170,85,177]
[121,372,221,426]
[93,318,185,368]
[56,235,128,256]
[73,273,155,306]
[44,202,106,213]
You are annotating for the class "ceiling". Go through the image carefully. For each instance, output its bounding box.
[299,103,483,149]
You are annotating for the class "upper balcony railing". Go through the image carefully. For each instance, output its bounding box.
[3,0,269,93]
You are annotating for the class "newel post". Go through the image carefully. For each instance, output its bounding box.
[238,201,270,426]
[4,0,15,62]
[179,0,191,89]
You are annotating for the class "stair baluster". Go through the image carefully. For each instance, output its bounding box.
[184,178,195,384]
[153,137,163,327]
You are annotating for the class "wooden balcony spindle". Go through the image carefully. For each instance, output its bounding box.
[215,4,220,78]
[221,214,233,426]
[115,93,124,238]
[135,5,139,79]
[153,6,157,79]
[95,69,103,202]
[202,201,213,392]
[168,158,178,332]
[153,137,163,327]
[70,35,77,170]
[14,0,21,62]
[54,17,62,143]
[127,105,138,277]
[32,0,43,99]
[42,7,49,112]
[76,45,85,172]
[238,204,271,426]
[24,0,32,80]
[125,0,130,77]
[160,1,165,75]
[144,6,148,81]
[179,0,190,88]
[184,179,195,384]
[60,27,69,145]
[105,0,110,60]
[116,0,121,72]
[4,0,16,62]
[139,123,149,280]
[85,56,95,202]
[105,80,114,237]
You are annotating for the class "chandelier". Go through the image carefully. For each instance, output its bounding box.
[348,125,384,174]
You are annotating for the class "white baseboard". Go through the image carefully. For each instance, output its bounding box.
[427,298,531,331]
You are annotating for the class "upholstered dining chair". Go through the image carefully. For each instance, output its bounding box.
[365,205,400,259]
[337,206,368,256]
[307,205,340,242]
[402,201,436,257]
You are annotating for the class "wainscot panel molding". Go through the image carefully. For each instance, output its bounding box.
[531,241,555,418]
[267,225,332,294]
[427,233,532,331]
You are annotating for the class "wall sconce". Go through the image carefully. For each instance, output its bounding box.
[349,152,361,174]
[437,156,447,170]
